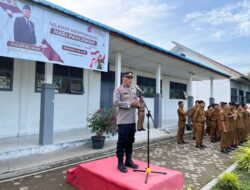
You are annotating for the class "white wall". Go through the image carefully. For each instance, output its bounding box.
[193,79,231,105]
[0,58,188,138]
[0,59,99,138]
[165,76,188,121]
[0,59,21,137]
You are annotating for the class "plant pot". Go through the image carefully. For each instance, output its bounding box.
[91,136,106,149]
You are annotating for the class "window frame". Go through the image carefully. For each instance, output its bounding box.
[246,91,250,103]
[0,56,14,91]
[239,89,245,103]
[169,81,187,100]
[35,62,84,95]
[136,75,162,98]
[230,88,238,103]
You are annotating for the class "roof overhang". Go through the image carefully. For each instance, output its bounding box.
[109,35,230,81]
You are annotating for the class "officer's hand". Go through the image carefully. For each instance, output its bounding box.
[131,100,140,108]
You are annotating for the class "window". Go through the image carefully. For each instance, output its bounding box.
[137,76,162,98]
[239,90,245,103]
[169,81,187,99]
[231,88,238,103]
[0,56,14,91]
[35,62,84,94]
[35,61,45,92]
[246,92,250,103]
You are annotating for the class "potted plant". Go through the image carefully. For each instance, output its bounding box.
[86,107,117,149]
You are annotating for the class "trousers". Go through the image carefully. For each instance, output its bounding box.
[116,124,136,161]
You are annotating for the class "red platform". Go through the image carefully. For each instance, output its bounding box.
[67,156,183,190]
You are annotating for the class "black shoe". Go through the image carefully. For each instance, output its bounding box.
[117,162,128,173]
[193,137,196,140]
[182,141,188,144]
[226,148,231,152]
[178,142,182,144]
[125,159,139,169]
[229,147,235,151]
[221,149,229,154]
[141,128,146,131]
[200,144,207,148]
[137,129,141,131]
[196,145,203,149]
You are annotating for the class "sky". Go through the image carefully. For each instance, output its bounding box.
[46,0,250,75]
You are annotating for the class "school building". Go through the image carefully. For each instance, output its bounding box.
[0,0,230,145]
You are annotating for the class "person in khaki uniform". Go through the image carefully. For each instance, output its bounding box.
[190,100,199,140]
[228,102,237,149]
[177,101,188,144]
[246,106,250,138]
[245,105,250,138]
[219,102,230,154]
[205,105,213,135]
[236,104,244,146]
[242,104,248,142]
[194,100,206,149]
[210,104,219,143]
[137,96,145,131]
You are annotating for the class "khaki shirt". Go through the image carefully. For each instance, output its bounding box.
[113,85,138,125]
[210,109,219,122]
[236,111,244,129]
[219,109,229,131]
[194,108,206,123]
[178,108,187,122]
[190,106,197,117]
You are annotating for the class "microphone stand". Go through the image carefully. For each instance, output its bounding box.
[133,94,167,184]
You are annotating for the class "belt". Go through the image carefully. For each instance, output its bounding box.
[196,121,205,123]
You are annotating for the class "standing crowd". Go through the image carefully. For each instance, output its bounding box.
[177,100,250,153]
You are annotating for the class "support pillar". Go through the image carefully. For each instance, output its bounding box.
[115,52,122,87]
[209,77,215,105]
[39,63,55,145]
[187,73,194,130]
[154,63,162,129]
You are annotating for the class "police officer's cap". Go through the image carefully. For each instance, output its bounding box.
[122,72,134,78]
[23,4,31,11]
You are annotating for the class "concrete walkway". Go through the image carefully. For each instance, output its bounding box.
[0,122,179,181]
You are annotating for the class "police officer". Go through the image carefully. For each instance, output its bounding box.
[113,72,139,173]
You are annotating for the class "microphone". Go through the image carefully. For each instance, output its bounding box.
[135,85,144,94]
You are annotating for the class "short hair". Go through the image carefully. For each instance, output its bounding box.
[195,100,199,103]
[221,102,227,107]
[199,100,205,104]
[178,101,183,106]
[23,4,31,11]
[212,103,219,108]
[229,102,235,106]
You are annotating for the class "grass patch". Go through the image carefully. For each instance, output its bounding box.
[212,172,242,190]
[235,146,250,173]
[235,169,250,190]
